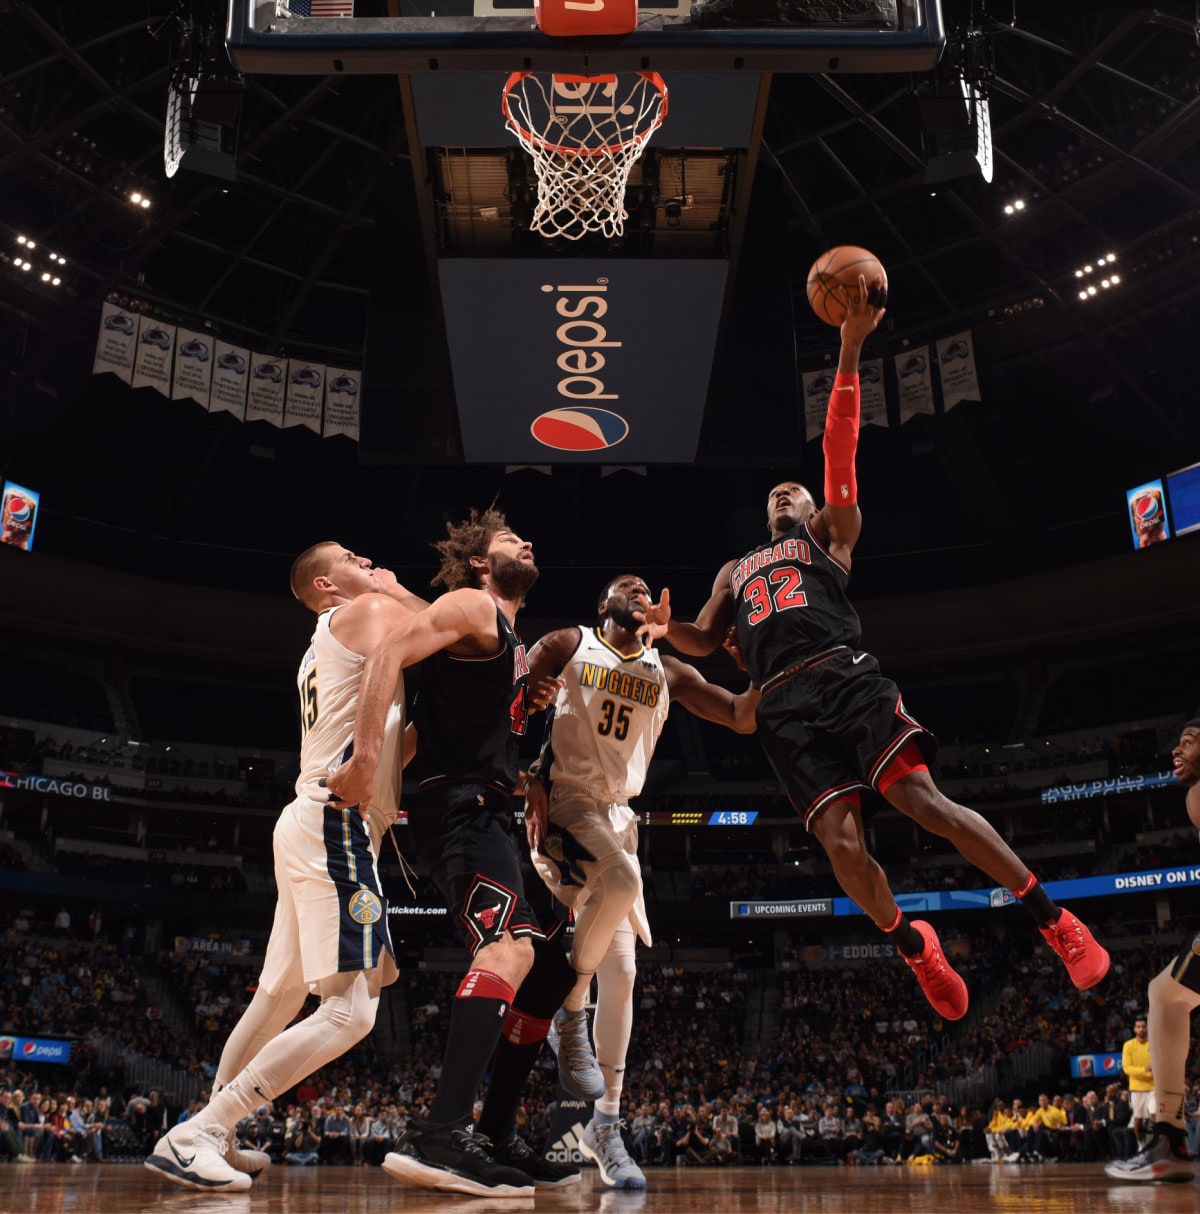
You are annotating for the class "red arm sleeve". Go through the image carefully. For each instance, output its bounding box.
[823,371,860,506]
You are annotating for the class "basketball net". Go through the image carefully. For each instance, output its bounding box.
[502,72,668,241]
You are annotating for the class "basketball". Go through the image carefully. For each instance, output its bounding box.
[806,245,888,327]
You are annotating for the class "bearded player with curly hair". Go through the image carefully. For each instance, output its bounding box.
[328,507,583,1199]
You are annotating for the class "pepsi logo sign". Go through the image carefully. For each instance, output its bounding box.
[5,496,32,524]
[22,1041,37,1056]
[0,1038,13,1058]
[531,407,628,452]
[1134,494,1160,521]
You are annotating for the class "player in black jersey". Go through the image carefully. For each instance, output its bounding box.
[637,280,1109,1021]
[328,507,581,1198]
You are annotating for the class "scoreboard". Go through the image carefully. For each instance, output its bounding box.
[393,809,761,827]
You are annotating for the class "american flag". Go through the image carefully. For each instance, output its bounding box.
[286,1,356,16]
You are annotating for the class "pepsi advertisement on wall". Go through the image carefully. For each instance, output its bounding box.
[1126,479,1169,550]
[0,480,39,552]
[0,1035,73,1064]
[1070,1052,1123,1080]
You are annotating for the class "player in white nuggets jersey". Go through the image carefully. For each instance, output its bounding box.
[525,574,759,1189]
[146,543,424,1194]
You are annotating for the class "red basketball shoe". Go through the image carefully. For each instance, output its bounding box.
[1040,908,1110,990]
[902,920,969,1021]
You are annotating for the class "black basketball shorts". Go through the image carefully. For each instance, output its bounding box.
[755,648,937,830]
[407,783,547,956]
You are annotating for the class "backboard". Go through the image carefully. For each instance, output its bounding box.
[227,0,945,75]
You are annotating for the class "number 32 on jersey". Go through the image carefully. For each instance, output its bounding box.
[742,567,807,625]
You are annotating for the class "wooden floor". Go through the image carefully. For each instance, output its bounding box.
[1,1161,1196,1214]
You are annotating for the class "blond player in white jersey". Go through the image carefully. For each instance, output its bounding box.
[146,542,424,1193]
[524,574,759,1188]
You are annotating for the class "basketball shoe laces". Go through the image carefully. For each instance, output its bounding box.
[450,1128,496,1161]
[910,942,957,1002]
[557,1012,598,1082]
[594,1120,634,1166]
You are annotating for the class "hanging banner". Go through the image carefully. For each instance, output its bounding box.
[246,355,287,427]
[209,340,250,419]
[284,363,325,434]
[801,369,836,442]
[858,358,887,428]
[131,316,176,397]
[323,367,361,441]
[172,329,214,408]
[92,302,138,384]
[895,347,935,423]
[936,330,981,411]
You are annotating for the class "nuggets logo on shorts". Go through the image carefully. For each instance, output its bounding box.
[542,829,597,890]
[348,889,383,924]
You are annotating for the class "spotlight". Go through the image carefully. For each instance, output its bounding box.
[1005,204,1013,215]
[130,191,142,203]
[1110,273,1120,284]
[16,235,27,246]
[1084,264,1093,274]
[1087,285,1097,296]
[1078,290,1088,300]
[1074,269,1084,278]
[51,277,61,286]
[1014,199,1025,210]
[40,272,50,282]
[140,198,151,209]
[1101,279,1110,288]
[18,260,30,271]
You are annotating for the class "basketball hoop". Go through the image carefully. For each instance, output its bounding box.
[501,72,668,241]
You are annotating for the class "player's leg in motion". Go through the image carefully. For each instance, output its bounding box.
[579,923,646,1189]
[1106,946,1200,1183]
[810,795,969,1021]
[146,969,381,1191]
[881,762,1109,990]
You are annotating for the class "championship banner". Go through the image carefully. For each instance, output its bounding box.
[172,328,214,407]
[245,354,288,427]
[323,366,361,441]
[209,340,250,419]
[935,330,981,410]
[92,301,138,384]
[858,358,887,428]
[131,315,176,397]
[895,347,935,422]
[801,369,836,442]
[284,362,325,434]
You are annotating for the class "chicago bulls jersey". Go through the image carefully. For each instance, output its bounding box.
[730,519,863,685]
[547,627,670,802]
[296,605,404,828]
[410,606,529,794]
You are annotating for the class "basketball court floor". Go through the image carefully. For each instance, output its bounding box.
[3,1162,1195,1214]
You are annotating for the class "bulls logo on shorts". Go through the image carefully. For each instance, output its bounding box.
[348,889,383,925]
[461,877,516,949]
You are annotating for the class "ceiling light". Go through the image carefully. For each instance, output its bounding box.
[1087,285,1097,296]
[16,235,27,245]
[1084,264,1093,274]
[51,277,61,286]
[1074,269,1084,278]
[40,272,50,282]
[1078,290,1088,300]
[1110,273,1120,284]
[1004,205,1013,215]
[130,192,142,203]
[1101,279,1110,288]
[18,260,30,271]
[140,198,151,209]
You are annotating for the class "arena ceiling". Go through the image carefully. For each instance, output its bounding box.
[0,1,1198,621]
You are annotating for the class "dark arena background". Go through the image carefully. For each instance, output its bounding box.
[1,1,1200,1211]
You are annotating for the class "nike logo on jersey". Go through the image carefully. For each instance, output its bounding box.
[852,653,868,664]
[168,1139,196,1169]
[834,386,855,392]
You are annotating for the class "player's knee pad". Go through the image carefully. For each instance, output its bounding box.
[594,852,642,913]
[316,972,378,1042]
[513,935,576,1017]
[1165,937,1200,997]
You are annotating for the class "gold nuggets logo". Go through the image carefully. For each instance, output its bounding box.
[348,889,383,925]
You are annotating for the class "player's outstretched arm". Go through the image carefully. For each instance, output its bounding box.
[816,274,885,559]
[636,564,737,656]
[663,656,760,734]
[326,589,494,809]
